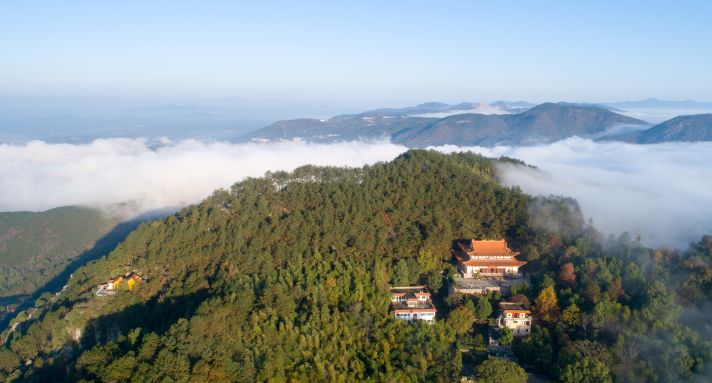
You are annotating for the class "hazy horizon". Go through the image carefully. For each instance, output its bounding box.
[3,96,712,145]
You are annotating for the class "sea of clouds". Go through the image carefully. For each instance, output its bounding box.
[0,139,405,215]
[434,138,712,248]
[1,137,711,248]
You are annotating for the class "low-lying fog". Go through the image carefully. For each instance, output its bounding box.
[1,138,710,248]
[435,138,712,248]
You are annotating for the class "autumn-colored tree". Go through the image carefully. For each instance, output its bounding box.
[535,286,560,323]
[559,262,576,287]
[510,294,531,308]
[607,277,625,301]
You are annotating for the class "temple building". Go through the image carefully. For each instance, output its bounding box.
[454,239,527,278]
[390,286,436,323]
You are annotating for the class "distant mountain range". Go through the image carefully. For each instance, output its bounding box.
[240,100,712,146]
[603,114,712,143]
[241,102,649,146]
[392,103,648,146]
[605,98,712,110]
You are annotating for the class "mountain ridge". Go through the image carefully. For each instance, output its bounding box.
[241,102,649,146]
[602,113,712,143]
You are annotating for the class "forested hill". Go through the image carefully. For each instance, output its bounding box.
[0,150,527,382]
[0,207,129,326]
[1,151,711,382]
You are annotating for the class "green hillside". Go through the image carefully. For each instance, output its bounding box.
[1,151,710,382]
[0,207,139,327]
[0,207,114,295]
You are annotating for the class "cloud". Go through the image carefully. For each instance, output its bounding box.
[2,137,711,248]
[432,138,712,248]
[0,138,408,216]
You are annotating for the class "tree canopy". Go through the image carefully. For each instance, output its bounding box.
[474,357,527,383]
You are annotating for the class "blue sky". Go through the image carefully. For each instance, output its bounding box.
[1,1,711,107]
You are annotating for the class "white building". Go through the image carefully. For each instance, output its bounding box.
[390,286,436,323]
[496,302,532,336]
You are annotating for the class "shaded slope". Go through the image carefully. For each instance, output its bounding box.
[607,114,712,143]
[0,207,119,300]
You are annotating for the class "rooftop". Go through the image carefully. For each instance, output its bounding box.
[391,285,430,295]
[499,302,530,312]
[459,239,520,257]
[391,286,436,311]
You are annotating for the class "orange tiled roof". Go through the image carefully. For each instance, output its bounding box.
[503,309,531,315]
[499,302,531,314]
[465,240,519,256]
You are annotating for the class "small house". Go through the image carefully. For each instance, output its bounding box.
[390,286,437,323]
[496,302,532,336]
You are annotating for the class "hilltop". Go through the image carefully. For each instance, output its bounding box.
[2,151,526,382]
[0,151,710,382]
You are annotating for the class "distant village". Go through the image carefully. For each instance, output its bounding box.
[390,239,531,358]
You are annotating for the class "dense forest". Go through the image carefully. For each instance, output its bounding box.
[0,150,710,382]
[0,207,132,326]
